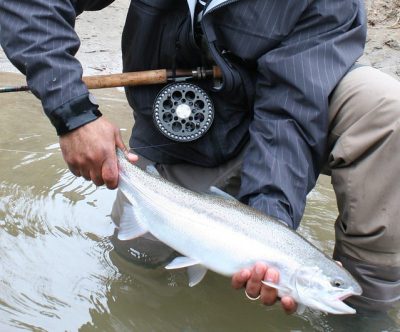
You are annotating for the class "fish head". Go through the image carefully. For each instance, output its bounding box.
[294,265,362,314]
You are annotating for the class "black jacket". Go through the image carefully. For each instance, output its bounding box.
[0,0,366,228]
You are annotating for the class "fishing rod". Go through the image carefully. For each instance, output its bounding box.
[0,66,222,93]
[1,66,222,142]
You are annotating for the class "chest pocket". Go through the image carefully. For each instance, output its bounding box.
[211,1,300,60]
[122,0,203,72]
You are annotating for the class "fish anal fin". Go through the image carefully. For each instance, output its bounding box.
[188,265,208,287]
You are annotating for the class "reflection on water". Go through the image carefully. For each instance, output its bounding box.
[0,73,399,331]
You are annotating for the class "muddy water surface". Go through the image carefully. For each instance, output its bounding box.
[0,72,399,331]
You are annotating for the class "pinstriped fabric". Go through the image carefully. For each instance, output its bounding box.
[0,0,366,228]
[203,0,365,227]
[0,0,113,116]
[233,0,366,227]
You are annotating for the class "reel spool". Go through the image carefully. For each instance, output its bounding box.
[153,82,214,142]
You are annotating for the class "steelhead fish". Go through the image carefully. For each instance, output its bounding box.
[115,149,362,314]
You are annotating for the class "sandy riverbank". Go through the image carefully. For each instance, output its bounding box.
[365,0,400,78]
[0,0,399,79]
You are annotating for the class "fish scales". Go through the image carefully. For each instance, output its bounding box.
[119,152,332,272]
[118,153,293,269]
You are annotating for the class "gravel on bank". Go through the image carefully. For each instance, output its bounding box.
[0,0,399,80]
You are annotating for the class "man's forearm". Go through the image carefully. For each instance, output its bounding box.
[0,0,108,134]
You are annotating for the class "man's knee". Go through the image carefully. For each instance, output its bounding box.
[329,66,400,141]
[334,213,400,311]
[335,214,400,266]
[333,248,400,311]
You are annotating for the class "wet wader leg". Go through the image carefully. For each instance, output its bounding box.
[111,148,244,268]
[327,66,400,310]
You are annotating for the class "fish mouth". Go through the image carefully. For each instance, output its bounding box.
[338,293,355,301]
[315,291,359,315]
[336,287,362,302]
[322,290,360,314]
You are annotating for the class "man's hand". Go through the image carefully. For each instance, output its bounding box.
[59,117,138,188]
[232,262,297,314]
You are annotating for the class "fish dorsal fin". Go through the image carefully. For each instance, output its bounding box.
[207,186,236,200]
[146,164,161,177]
[261,280,292,297]
[187,265,208,287]
[117,199,149,241]
[165,256,201,269]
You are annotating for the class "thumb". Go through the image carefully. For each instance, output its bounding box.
[102,151,119,189]
[114,128,138,163]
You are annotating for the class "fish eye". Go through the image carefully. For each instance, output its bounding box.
[331,278,344,287]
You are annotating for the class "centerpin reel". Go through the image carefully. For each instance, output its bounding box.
[153,82,214,142]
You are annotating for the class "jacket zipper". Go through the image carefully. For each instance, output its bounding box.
[203,0,239,16]
[201,0,240,49]
[200,0,241,164]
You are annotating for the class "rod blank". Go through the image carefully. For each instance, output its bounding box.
[0,67,221,93]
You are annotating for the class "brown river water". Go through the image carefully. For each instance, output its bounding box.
[0,72,399,331]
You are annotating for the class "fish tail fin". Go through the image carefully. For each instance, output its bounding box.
[117,202,149,240]
[116,174,149,241]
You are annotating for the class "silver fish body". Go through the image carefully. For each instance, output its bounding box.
[116,149,362,314]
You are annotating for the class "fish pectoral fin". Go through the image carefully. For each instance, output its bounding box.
[165,256,201,269]
[261,280,291,297]
[296,304,306,315]
[117,203,149,241]
[187,265,208,287]
[262,280,306,313]
[207,186,236,200]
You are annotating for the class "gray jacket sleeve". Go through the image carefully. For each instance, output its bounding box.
[0,0,114,135]
[238,0,366,229]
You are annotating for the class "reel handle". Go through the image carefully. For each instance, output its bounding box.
[83,69,168,89]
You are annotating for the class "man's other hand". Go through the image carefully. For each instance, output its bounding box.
[232,262,298,314]
[59,117,138,189]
